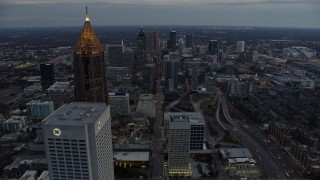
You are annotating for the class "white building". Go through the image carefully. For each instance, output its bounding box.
[136,94,155,118]
[236,41,245,53]
[109,93,130,117]
[42,102,114,180]
[2,116,27,132]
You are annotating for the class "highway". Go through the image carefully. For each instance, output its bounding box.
[216,89,302,178]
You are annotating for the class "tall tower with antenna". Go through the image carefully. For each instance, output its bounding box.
[73,6,109,104]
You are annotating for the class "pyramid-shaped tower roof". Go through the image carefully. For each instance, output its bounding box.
[75,6,102,52]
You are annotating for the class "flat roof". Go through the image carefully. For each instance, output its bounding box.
[42,102,108,126]
[219,148,252,159]
[114,152,150,162]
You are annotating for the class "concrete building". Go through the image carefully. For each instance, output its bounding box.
[2,116,27,132]
[236,41,245,53]
[26,100,54,120]
[109,92,130,117]
[42,102,114,180]
[136,94,155,118]
[145,30,160,55]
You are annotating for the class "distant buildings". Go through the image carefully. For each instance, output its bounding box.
[109,92,130,117]
[42,102,114,180]
[26,100,54,120]
[40,63,55,89]
[236,41,245,53]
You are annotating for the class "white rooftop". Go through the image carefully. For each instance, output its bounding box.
[42,102,108,126]
[113,152,150,162]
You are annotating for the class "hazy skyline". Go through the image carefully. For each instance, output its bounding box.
[1,0,320,28]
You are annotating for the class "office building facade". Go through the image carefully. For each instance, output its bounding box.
[26,100,55,120]
[42,102,114,180]
[236,41,245,53]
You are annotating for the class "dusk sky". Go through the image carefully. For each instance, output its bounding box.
[1,0,320,28]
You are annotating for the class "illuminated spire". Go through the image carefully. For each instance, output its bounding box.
[85,5,90,22]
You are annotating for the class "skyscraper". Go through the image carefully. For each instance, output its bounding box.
[42,102,114,180]
[73,7,108,103]
[170,31,177,52]
[108,45,124,67]
[40,63,54,89]
[136,26,147,66]
[145,30,160,55]
[142,63,157,93]
[217,40,224,61]
[168,116,191,176]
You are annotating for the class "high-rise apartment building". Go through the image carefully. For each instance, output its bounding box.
[42,102,114,180]
[236,41,245,53]
[40,63,54,89]
[73,7,108,103]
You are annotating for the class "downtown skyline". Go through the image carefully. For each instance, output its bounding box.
[1,0,320,28]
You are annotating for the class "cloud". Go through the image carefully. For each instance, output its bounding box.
[3,0,319,6]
